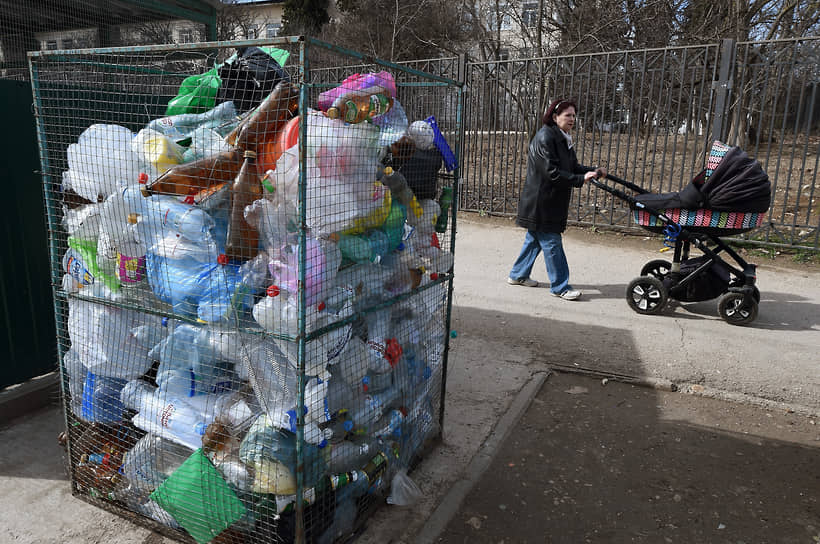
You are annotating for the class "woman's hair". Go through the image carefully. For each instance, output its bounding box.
[543,98,578,126]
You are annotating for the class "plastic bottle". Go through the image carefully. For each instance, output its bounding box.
[335,229,390,264]
[81,371,128,423]
[120,380,209,450]
[182,127,234,163]
[371,407,406,441]
[120,433,193,498]
[317,469,371,544]
[62,247,95,286]
[132,128,185,174]
[228,81,300,152]
[115,213,148,285]
[345,386,401,435]
[328,437,380,474]
[326,93,393,124]
[435,186,454,233]
[64,348,86,418]
[238,414,327,493]
[144,148,242,198]
[380,166,423,220]
[148,101,239,140]
[225,149,262,261]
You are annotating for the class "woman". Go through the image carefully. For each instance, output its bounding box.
[507,98,605,300]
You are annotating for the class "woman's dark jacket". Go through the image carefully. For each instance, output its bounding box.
[516,124,593,233]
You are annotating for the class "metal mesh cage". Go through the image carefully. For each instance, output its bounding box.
[30,36,462,544]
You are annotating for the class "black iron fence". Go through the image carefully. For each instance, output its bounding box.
[402,37,820,251]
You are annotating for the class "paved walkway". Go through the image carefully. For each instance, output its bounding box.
[2,217,818,543]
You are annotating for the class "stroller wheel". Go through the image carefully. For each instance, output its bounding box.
[718,291,758,325]
[640,259,672,280]
[626,276,668,315]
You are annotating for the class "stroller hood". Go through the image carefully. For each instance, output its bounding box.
[635,142,771,213]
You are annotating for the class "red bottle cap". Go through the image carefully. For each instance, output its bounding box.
[217,254,228,265]
[267,285,281,297]
[138,173,148,184]
[430,272,439,280]
[317,301,326,311]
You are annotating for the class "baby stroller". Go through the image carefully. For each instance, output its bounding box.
[588,141,772,326]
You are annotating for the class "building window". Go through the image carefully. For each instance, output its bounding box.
[179,29,194,44]
[522,2,539,28]
[45,40,58,50]
[265,23,281,38]
[489,4,512,31]
[247,25,258,39]
[61,39,74,49]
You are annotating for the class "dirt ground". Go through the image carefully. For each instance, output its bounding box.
[437,371,820,544]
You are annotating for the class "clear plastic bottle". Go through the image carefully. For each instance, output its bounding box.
[120,380,209,450]
[345,386,401,435]
[328,437,380,474]
[120,433,193,499]
[148,101,238,140]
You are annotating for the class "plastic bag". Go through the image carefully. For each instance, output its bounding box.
[217,46,291,113]
[386,468,423,506]
[165,68,222,116]
[317,71,397,112]
[150,448,246,544]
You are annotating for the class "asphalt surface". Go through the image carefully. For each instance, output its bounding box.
[1,216,818,543]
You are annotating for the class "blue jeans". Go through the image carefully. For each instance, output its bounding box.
[509,230,571,295]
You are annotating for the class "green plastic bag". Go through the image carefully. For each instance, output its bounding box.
[166,68,222,116]
[151,448,246,544]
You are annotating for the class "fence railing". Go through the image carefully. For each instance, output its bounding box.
[401,38,819,251]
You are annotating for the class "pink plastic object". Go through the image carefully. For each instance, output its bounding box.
[317,71,397,112]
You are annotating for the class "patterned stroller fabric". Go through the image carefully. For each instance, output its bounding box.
[633,141,771,234]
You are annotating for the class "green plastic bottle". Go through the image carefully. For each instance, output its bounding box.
[435,186,454,233]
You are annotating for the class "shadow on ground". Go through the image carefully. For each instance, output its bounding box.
[438,372,820,544]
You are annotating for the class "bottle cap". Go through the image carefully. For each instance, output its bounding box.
[138,173,148,184]
[217,254,229,265]
[326,107,341,120]
[267,285,281,297]
[195,422,208,436]
[317,301,326,312]
[126,213,139,225]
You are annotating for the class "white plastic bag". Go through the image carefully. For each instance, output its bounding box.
[386,468,423,506]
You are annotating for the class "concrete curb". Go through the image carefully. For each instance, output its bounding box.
[413,370,551,544]
[0,371,61,428]
[679,383,820,419]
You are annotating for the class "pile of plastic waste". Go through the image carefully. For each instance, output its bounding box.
[58,47,456,544]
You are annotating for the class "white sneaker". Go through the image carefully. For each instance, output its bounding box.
[552,289,581,300]
[507,277,539,287]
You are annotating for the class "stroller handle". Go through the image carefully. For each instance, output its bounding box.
[602,172,650,195]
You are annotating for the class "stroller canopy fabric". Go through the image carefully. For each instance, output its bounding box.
[635,141,772,213]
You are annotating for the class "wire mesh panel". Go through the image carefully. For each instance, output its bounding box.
[30,36,462,544]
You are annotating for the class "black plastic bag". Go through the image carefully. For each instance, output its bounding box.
[217,47,290,113]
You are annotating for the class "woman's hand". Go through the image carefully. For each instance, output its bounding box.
[584,171,598,182]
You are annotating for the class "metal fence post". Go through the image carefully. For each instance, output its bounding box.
[711,39,736,143]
